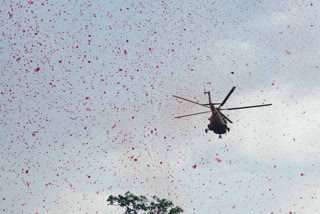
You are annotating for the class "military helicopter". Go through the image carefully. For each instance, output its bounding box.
[173,87,272,138]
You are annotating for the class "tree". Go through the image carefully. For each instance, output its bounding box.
[107,192,184,214]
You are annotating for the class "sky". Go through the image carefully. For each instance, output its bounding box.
[1,0,320,213]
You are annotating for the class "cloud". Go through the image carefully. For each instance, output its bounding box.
[43,190,121,214]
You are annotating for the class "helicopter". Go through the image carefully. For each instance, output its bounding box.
[173,86,272,138]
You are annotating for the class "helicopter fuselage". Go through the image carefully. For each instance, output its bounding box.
[207,106,228,135]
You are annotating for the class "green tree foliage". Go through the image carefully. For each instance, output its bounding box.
[107,192,184,214]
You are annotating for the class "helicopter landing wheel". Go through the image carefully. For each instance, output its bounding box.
[219,135,222,139]
[227,128,230,132]
[205,129,208,133]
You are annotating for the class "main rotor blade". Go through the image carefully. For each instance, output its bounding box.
[220,104,272,111]
[203,103,221,106]
[218,110,233,123]
[172,95,210,108]
[219,86,236,108]
[174,111,211,118]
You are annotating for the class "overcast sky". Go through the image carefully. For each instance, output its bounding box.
[1,0,320,213]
